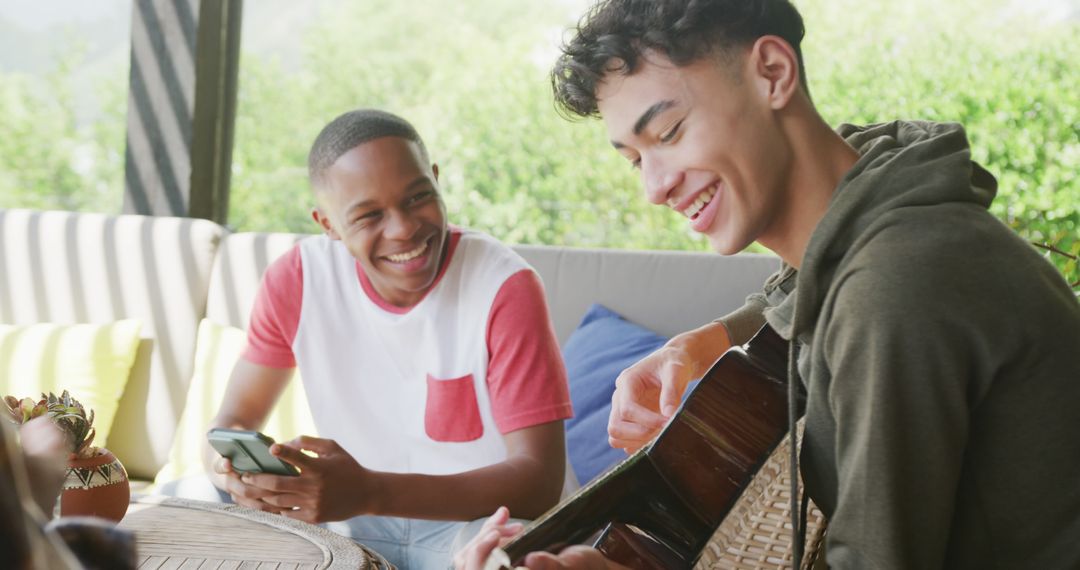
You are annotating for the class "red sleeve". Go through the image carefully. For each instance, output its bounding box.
[242,246,302,368]
[486,269,573,433]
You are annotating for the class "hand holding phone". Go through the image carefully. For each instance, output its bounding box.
[207,428,299,476]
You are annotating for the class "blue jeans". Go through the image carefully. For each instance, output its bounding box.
[326,515,486,569]
[160,476,485,569]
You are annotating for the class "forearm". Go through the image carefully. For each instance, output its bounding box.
[258,421,568,525]
[668,320,733,378]
[368,452,563,521]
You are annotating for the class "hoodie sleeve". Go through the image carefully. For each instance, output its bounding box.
[815,220,1001,568]
[718,265,796,345]
[717,292,768,345]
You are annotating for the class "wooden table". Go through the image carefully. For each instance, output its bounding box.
[119,495,393,569]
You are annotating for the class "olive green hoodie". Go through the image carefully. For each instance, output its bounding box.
[731,121,1080,568]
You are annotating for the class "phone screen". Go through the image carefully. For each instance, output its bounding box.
[207,428,299,476]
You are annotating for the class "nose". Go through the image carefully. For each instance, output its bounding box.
[383,208,420,240]
[642,155,683,206]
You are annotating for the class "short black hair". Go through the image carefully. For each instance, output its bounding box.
[308,108,428,188]
[551,0,807,118]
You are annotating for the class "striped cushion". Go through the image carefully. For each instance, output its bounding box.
[0,208,223,479]
[0,320,142,447]
[205,232,310,329]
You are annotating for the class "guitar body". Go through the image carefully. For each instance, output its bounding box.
[495,325,797,569]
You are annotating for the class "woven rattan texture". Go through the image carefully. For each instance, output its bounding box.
[695,422,826,570]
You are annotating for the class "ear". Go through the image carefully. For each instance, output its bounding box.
[310,207,341,240]
[431,162,440,182]
[750,36,800,110]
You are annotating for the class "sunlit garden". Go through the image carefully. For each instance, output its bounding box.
[1,0,1076,284]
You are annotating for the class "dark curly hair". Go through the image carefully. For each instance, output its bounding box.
[308,108,428,189]
[551,0,807,118]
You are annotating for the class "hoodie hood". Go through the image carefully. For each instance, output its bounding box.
[764,120,998,343]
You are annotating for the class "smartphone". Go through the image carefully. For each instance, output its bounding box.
[207,428,299,476]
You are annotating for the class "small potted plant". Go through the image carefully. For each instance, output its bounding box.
[3,390,130,521]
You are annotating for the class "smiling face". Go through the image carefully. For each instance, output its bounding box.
[312,136,448,307]
[596,49,795,255]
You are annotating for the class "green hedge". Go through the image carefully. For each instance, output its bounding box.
[1,0,1076,287]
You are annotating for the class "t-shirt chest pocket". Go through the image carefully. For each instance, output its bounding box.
[424,373,483,442]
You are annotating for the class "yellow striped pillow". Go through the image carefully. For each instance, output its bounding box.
[0,320,143,447]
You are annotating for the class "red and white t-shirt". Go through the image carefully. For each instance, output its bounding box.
[243,228,572,475]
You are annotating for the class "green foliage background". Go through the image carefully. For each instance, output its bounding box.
[1,0,1077,285]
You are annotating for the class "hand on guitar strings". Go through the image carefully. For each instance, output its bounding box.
[454,506,524,569]
[454,507,631,570]
[608,342,697,453]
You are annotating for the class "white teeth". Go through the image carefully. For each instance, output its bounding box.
[385,241,428,262]
[684,185,717,219]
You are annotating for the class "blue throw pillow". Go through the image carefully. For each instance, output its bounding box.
[562,304,668,484]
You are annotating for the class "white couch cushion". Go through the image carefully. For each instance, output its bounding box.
[513,246,780,343]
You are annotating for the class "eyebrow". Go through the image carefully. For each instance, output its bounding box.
[634,100,676,135]
[612,99,678,150]
[343,176,434,214]
[344,199,377,216]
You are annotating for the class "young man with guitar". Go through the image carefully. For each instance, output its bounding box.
[456,0,1080,567]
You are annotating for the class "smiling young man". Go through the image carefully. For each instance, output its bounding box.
[455,0,1080,568]
[202,109,573,569]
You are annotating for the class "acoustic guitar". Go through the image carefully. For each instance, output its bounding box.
[487,325,799,569]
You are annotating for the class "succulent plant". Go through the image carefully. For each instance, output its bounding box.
[3,390,97,459]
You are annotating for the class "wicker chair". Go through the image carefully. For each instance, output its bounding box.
[695,421,826,570]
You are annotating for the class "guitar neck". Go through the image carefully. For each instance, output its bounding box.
[500,450,711,566]
[494,325,795,569]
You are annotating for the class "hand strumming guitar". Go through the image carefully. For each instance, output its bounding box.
[607,320,732,453]
[453,508,631,570]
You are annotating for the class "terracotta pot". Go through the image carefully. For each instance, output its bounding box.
[61,448,130,522]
